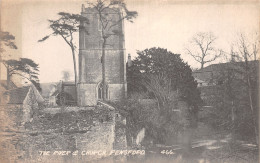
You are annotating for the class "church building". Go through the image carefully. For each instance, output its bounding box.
[77,5,127,106]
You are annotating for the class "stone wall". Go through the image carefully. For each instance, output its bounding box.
[114,113,127,150]
[77,83,97,106]
[0,104,127,162]
[74,120,115,161]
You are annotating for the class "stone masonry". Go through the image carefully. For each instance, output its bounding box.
[78,5,127,106]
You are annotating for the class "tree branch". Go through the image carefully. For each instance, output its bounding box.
[185,48,202,63]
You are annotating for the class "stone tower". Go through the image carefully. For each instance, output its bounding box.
[78,5,127,106]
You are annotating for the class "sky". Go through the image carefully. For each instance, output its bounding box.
[1,0,259,83]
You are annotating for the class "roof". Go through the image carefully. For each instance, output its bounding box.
[6,86,30,104]
[194,60,258,73]
[43,81,76,100]
[192,60,259,82]
[62,81,75,86]
[5,84,44,104]
[40,81,75,98]
[0,80,17,90]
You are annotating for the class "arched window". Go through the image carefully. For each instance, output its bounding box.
[97,82,108,100]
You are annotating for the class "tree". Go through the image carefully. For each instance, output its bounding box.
[232,33,259,144]
[0,31,17,53]
[39,12,89,102]
[127,47,202,151]
[3,58,41,92]
[205,32,259,144]
[87,0,138,100]
[129,47,202,108]
[0,31,17,83]
[185,32,222,69]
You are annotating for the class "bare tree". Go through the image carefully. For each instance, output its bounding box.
[235,33,259,145]
[87,0,138,100]
[185,32,222,69]
[219,32,259,144]
[251,32,259,61]
[142,73,178,111]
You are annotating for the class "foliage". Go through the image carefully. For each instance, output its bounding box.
[126,47,203,148]
[128,47,202,107]
[0,30,17,54]
[3,58,41,92]
[39,12,89,43]
[87,0,138,30]
[0,31,18,89]
[110,98,194,147]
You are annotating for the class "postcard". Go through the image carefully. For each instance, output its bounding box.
[0,0,259,162]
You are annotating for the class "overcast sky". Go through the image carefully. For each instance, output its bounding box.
[1,0,259,83]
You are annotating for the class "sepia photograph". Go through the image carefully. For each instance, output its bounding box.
[0,0,259,162]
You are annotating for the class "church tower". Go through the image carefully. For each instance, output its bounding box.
[78,4,127,106]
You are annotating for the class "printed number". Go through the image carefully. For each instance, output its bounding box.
[161,150,166,154]
[161,150,174,155]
